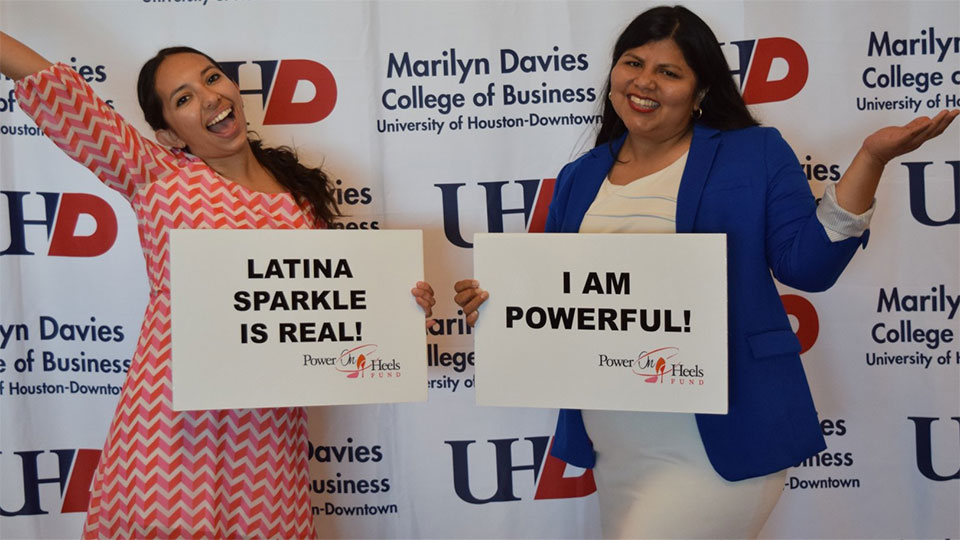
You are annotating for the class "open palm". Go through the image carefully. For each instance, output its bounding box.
[862,109,959,165]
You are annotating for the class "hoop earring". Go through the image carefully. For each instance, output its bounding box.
[693,107,703,120]
[608,91,612,100]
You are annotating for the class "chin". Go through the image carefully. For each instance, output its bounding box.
[221,134,251,153]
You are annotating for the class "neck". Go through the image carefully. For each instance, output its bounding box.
[204,143,285,194]
[606,123,694,185]
[621,124,694,164]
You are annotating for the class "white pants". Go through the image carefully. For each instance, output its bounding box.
[582,410,786,539]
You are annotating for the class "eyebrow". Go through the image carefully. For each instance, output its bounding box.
[623,53,685,71]
[168,64,218,101]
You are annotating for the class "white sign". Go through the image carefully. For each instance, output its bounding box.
[474,233,727,413]
[169,229,427,411]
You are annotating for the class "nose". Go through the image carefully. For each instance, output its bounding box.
[197,86,221,109]
[631,68,656,91]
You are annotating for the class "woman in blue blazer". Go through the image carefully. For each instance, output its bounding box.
[547,123,866,482]
[455,5,956,538]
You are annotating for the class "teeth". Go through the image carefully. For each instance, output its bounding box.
[630,96,659,108]
[207,108,232,126]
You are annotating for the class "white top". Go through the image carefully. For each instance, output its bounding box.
[580,150,873,239]
[580,151,687,234]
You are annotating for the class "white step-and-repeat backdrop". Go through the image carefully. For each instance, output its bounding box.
[1,1,957,538]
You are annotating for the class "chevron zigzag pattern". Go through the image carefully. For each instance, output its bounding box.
[17,63,318,539]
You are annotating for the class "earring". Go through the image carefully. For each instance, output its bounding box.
[693,106,703,120]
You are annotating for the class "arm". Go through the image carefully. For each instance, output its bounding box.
[835,110,959,213]
[6,33,178,201]
[764,110,956,290]
[763,128,862,291]
[0,32,53,80]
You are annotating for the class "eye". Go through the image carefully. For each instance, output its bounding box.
[660,68,680,78]
[206,72,221,84]
[175,95,190,107]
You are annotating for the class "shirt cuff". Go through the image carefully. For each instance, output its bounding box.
[816,183,874,242]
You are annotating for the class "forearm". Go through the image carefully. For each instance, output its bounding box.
[1,32,53,81]
[816,183,873,242]
[833,146,885,215]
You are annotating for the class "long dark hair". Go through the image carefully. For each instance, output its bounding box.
[595,5,758,146]
[137,46,339,227]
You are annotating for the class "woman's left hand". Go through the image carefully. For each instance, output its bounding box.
[411,281,437,328]
[837,109,958,214]
[862,109,959,166]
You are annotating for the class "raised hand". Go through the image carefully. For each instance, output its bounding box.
[836,109,958,214]
[453,279,488,327]
[862,109,959,166]
[411,281,437,328]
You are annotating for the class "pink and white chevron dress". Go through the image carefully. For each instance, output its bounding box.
[17,64,317,539]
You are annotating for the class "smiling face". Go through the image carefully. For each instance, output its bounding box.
[152,52,248,159]
[609,39,702,143]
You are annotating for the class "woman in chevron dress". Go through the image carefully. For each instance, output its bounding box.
[2,33,436,538]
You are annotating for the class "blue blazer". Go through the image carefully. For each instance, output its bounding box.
[548,124,867,481]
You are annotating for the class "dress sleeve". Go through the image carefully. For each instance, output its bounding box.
[15,62,178,202]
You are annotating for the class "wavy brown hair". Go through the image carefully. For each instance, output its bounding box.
[137,46,339,227]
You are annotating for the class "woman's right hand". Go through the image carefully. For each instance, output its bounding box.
[453,279,488,327]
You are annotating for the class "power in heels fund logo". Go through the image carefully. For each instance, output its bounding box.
[333,344,403,380]
[597,346,705,387]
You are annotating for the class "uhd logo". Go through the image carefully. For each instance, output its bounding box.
[908,416,960,481]
[220,59,337,125]
[436,179,556,248]
[447,436,595,503]
[1,191,118,257]
[0,449,100,516]
[781,294,819,354]
[723,37,809,104]
[902,160,960,227]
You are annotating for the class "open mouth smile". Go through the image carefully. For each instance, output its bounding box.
[205,107,236,134]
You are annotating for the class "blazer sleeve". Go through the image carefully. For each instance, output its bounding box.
[762,128,864,291]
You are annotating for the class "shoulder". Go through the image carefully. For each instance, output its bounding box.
[706,125,797,165]
[560,145,604,175]
[557,136,622,183]
[711,125,784,146]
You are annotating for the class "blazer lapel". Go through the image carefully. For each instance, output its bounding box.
[676,124,720,233]
[562,134,626,232]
